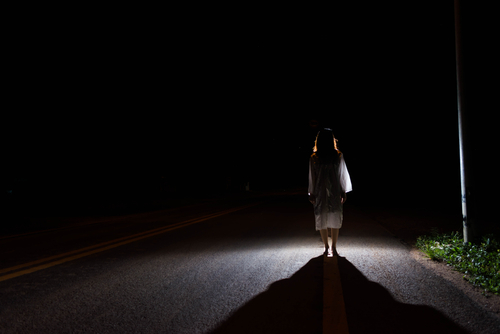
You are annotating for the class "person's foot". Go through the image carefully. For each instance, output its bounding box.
[323,248,330,256]
[331,248,339,257]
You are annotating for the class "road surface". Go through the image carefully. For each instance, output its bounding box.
[1,192,499,333]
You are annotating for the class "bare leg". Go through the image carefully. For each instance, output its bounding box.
[331,228,339,256]
[320,229,329,254]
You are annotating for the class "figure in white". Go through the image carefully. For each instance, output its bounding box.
[308,128,352,256]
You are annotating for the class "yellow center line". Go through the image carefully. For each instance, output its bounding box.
[323,255,349,334]
[0,203,258,282]
[0,210,227,275]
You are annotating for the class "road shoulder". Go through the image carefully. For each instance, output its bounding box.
[410,246,500,319]
[360,204,500,320]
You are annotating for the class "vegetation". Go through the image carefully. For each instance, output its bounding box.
[416,230,500,295]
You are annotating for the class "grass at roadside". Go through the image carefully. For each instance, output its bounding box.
[416,230,500,295]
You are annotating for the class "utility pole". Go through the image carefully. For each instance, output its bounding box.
[454,0,473,243]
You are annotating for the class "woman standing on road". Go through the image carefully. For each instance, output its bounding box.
[308,128,352,256]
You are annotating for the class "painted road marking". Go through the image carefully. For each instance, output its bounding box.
[324,255,349,334]
[0,204,258,282]
[0,209,234,275]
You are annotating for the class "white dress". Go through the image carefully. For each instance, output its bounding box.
[308,153,352,230]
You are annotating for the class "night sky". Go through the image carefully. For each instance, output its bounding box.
[4,2,497,220]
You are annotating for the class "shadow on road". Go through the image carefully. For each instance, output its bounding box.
[338,257,470,334]
[209,255,323,334]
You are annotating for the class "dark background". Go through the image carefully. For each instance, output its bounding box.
[3,2,497,227]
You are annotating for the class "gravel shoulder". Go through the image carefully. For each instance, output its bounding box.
[363,204,500,320]
[410,248,500,318]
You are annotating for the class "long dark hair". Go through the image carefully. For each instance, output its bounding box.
[312,129,341,164]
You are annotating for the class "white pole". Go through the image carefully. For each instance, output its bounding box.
[454,0,472,243]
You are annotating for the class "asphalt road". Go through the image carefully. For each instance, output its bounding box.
[1,192,499,333]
